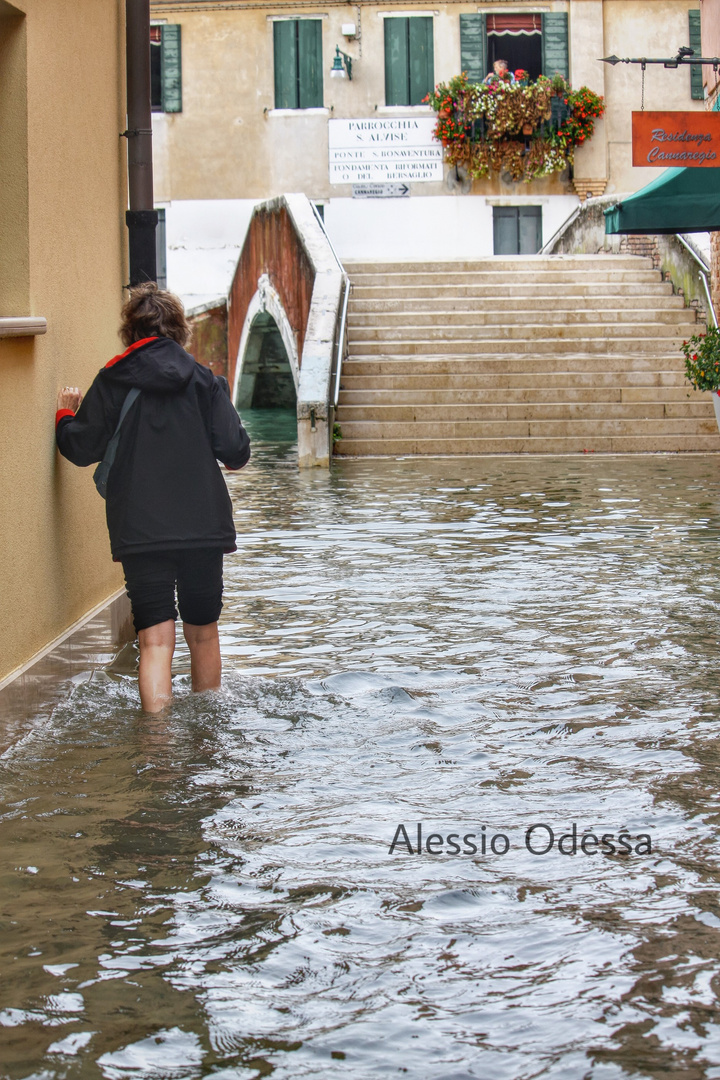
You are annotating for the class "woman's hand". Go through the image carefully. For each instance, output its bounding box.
[57,386,83,412]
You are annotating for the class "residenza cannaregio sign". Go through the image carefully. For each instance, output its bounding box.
[632,110,720,167]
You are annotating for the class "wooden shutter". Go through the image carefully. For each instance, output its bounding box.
[460,14,486,83]
[409,17,433,105]
[541,13,569,80]
[689,10,703,100]
[161,24,182,113]
[385,18,409,105]
[298,20,323,108]
[274,20,298,109]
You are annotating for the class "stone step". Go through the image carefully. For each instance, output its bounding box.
[336,401,712,422]
[348,322,697,343]
[350,269,662,287]
[340,371,687,390]
[343,356,685,374]
[337,257,712,457]
[338,385,701,405]
[335,433,720,456]
[344,256,652,273]
[336,417,717,440]
[348,308,694,327]
[351,282,675,300]
[349,295,687,314]
[347,337,689,355]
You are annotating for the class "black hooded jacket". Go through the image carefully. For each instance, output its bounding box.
[56,336,250,559]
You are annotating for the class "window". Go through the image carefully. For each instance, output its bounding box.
[151,24,182,113]
[493,206,542,255]
[460,13,568,84]
[384,17,433,106]
[487,14,542,82]
[273,20,323,110]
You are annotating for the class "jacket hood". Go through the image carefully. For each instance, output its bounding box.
[104,337,196,392]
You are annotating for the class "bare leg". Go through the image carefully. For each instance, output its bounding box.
[137,619,175,713]
[183,621,221,692]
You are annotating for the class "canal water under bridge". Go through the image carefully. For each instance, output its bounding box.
[2,421,720,1078]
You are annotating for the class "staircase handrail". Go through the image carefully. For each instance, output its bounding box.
[540,205,581,255]
[310,203,351,409]
[674,234,718,328]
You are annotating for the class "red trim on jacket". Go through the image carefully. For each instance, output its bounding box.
[105,337,158,369]
[55,408,75,426]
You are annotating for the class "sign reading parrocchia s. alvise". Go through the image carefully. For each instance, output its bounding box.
[328,118,443,185]
[632,111,720,167]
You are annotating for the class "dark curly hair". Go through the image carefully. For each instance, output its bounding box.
[119,281,191,348]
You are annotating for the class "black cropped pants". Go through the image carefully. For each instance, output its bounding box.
[121,548,225,633]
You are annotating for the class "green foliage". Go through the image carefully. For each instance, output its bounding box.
[424,71,605,183]
[681,327,720,392]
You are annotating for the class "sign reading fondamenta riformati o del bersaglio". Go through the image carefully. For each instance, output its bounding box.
[632,111,720,167]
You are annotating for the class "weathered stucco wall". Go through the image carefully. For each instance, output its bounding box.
[151,0,703,207]
[0,0,128,684]
[603,1,703,193]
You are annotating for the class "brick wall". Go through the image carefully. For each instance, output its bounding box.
[618,234,661,269]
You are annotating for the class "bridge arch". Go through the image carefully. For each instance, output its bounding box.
[232,274,299,409]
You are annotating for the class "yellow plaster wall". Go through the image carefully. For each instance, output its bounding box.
[0,0,128,683]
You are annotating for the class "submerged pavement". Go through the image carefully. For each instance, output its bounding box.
[2,420,720,1078]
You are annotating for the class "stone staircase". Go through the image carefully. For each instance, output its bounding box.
[334,256,720,456]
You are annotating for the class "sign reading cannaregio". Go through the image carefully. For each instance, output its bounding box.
[328,117,443,185]
[632,111,720,167]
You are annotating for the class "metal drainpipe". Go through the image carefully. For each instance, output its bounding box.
[124,0,157,286]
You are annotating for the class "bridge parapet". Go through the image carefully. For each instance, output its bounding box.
[228,193,347,468]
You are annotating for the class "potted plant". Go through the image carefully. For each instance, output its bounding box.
[681,327,720,432]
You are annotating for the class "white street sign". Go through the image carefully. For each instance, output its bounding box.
[352,183,410,198]
[329,117,442,185]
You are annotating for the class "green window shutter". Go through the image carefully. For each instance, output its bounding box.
[409,17,433,104]
[161,24,182,113]
[274,20,298,109]
[460,14,486,83]
[385,18,409,106]
[689,10,703,99]
[541,12,569,80]
[298,19,323,108]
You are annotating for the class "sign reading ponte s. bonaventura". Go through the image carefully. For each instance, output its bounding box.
[328,117,443,185]
[632,111,720,167]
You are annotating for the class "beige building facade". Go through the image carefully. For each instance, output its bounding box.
[0,0,129,685]
[149,0,704,275]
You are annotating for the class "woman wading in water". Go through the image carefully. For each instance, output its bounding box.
[56,283,250,713]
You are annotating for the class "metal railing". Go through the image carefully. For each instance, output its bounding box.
[310,203,351,408]
[674,234,718,328]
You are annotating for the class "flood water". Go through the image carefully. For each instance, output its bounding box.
[3,417,720,1079]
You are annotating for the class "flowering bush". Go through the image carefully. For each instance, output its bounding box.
[424,73,604,183]
[681,327,720,392]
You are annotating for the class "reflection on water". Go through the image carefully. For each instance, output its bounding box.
[3,447,720,1079]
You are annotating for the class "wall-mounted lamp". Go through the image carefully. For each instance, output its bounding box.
[330,45,353,80]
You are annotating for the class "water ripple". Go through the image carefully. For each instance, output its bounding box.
[2,450,720,1077]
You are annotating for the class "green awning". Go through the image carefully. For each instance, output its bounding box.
[604,167,720,234]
